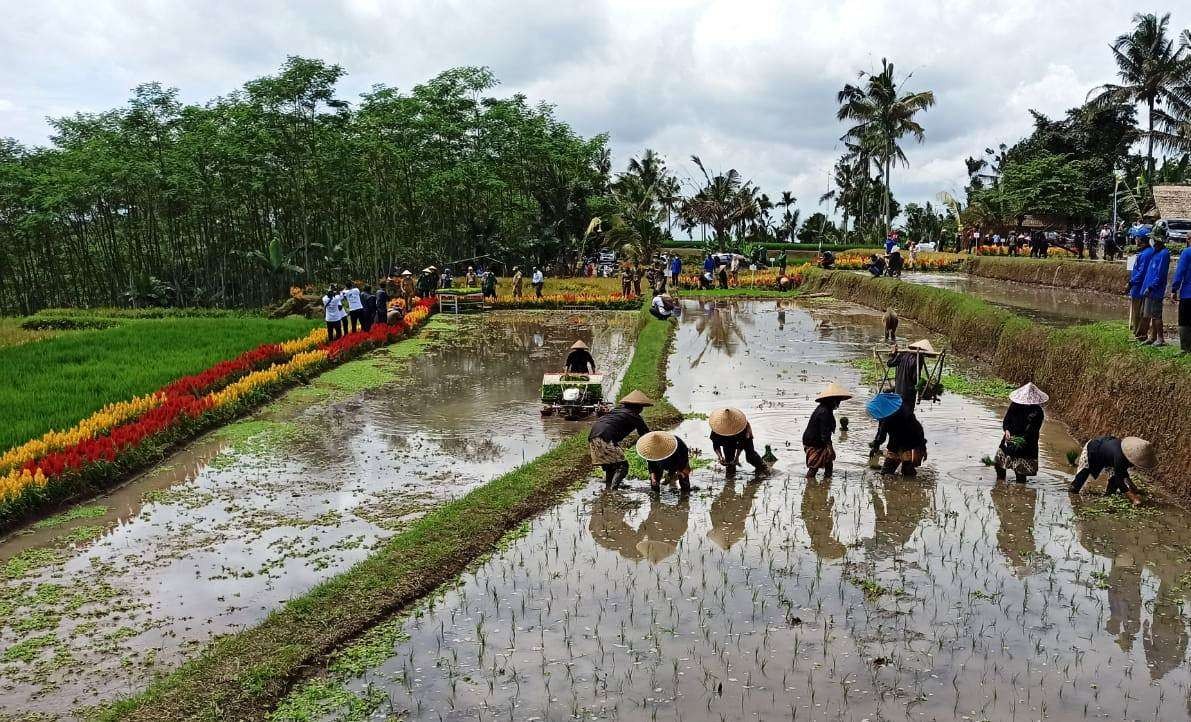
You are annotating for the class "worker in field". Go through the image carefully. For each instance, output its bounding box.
[588,390,653,489]
[400,270,414,307]
[867,393,928,476]
[417,267,437,298]
[886,339,936,411]
[564,340,596,373]
[708,407,768,475]
[802,383,852,479]
[481,269,498,300]
[637,430,693,494]
[1069,436,1153,506]
[994,383,1048,483]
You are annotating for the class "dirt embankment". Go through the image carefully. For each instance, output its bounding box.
[803,268,1191,500]
[960,256,1131,295]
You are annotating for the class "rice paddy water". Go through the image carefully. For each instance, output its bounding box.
[304,298,1191,721]
[0,311,637,718]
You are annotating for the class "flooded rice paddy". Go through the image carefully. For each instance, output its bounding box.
[0,311,637,719]
[309,299,1191,722]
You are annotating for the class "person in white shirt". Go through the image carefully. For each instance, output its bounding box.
[322,285,345,341]
[650,291,679,320]
[531,267,545,299]
[343,281,365,333]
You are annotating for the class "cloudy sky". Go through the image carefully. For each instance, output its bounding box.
[0,0,1170,217]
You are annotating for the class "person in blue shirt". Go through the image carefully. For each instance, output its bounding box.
[1172,242,1191,353]
[1140,234,1171,346]
[703,254,715,274]
[668,255,682,287]
[1127,238,1155,339]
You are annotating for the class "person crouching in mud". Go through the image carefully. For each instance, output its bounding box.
[637,431,692,494]
[1069,435,1154,507]
[708,407,769,475]
[867,393,928,476]
[588,390,652,489]
[802,383,853,479]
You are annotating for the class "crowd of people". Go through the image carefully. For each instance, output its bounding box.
[1127,227,1191,352]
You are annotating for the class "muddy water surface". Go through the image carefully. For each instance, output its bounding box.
[320,299,1191,722]
[0,311,636,719]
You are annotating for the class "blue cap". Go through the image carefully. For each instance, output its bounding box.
[866,393,903,420]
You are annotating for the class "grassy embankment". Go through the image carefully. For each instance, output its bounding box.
[0,312,317,453]
[960,256,1130,294]
[801,268,1191,497]
[95,305,680,722]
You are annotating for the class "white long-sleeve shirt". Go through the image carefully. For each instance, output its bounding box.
[323,293,344,322]
[343,287,363,311]
[532,270,544,284]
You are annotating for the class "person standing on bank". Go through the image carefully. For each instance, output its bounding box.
[637,431,693,494]
[373,284,389,326]
[1140,232,1171,346]
[1069,436,1155,507]
[802,383,853,479]
[1172,240,1191,353]
[564,340,596,373]
[342,281,365,333]
[512,266,524,300]
[1127,237,1155,338]
[588,390,652,489]
[481,269,498,301]
[867,393,928,476]
[709,407,768,475]
[322,284,344,342]
[668,254,682,288]
[361,286,377,332]
[994,383,1048,483]
[531,266,545,299]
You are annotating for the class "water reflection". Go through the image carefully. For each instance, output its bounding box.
[989,481,1038,576]
[801,477,848,560]
[588,491,689,564]
[707,480,760,550]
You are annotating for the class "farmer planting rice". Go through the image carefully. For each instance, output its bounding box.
[802,382,853,479]
[994,382,1048,483]
[867,392,928,476]
[564,340,596,373]
[886,338,938,411]
[708,407,768,475]
[1069,435,1155,506]
[588,390,652,489]
[636,430,692,494]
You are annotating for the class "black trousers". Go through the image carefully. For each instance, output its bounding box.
[326,321,341,341]
[1180,298,1190,327]
[649,307,670,320]
[719,438,765,470]
[533,282,543,298]
[349,308,365,332]
[361,310,374,332]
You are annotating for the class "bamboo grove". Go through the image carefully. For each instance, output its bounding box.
[0,58,610,314]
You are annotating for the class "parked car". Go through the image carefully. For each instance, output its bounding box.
[1156,218,1191,244]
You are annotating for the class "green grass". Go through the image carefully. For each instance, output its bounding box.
[0,316,318,452]
[617,304,682,426]
[0,317,56,348]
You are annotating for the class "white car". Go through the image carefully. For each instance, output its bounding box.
[914,241,937,252]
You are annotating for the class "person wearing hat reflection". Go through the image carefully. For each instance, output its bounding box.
[708,408,768,474]
[1069,436,1154,506]
[637,431,692,493]
[564,340,596,373]
[994,382,1048,483]
[867,393,928,476]
[802,382,853,479]
[588,390,653,489]
[886,339,937,411]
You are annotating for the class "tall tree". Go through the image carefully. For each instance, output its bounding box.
[836,59,935,235]
[1089,12,1189,180]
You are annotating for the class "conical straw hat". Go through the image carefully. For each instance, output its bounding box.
[401,270,413,276]
[907,339,939,356]
[1121,437,1156,469]
[427,265,438,271]
[815,382,854,402]
[619,390,654,406]
[708,408,749,436]
[421,267,433,273]
[570,340,589,350]
[1009,382,1049,406]
[636,431,678,461]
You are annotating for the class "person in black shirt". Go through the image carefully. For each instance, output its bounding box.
[886,339,936,411]
[637,431,692,493]
[588,390,652,488]
[708,407,767,475]
[867,393,928,476]
[565,341,596,373]
[802,382,853,479]
[994,383,1048,483]
[361,286,377,332]
[374,285,389,325]
[1069,435,1154,506]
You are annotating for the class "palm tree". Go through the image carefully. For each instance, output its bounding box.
[1089,13,1189,180]
[837,58,935,235]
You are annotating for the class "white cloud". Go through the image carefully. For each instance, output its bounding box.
[0,0,1167,215]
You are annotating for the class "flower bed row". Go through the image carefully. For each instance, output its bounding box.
[0,300,434,530]
[488,293,641,310]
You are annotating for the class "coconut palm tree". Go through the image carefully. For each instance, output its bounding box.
[837,58,935,235]
[1090,13,1190,180]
